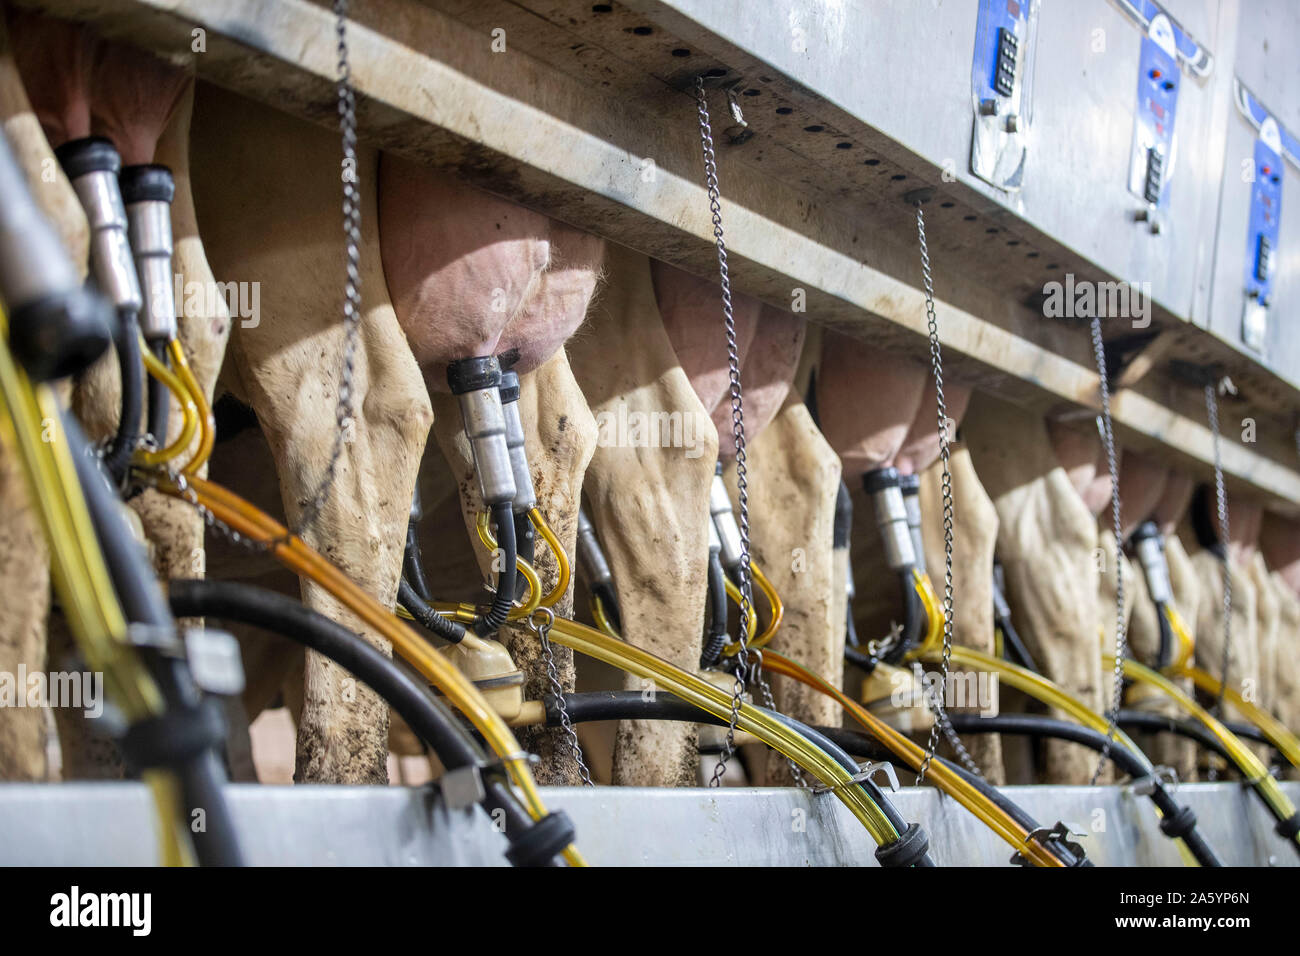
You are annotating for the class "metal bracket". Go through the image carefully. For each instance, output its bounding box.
[439,764,486,812]
[724,87,753,146]
[183,627,246,696]
[813,760,900,796]
[1128,765,1179,797]
[124,622,181,655]
[1010,820,1088,866]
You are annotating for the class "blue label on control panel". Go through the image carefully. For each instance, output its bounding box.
[1245,131,1283,305]
[972,0,1027,101]
[1130,13,1181,207]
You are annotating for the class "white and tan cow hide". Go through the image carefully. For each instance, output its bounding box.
[894,378,1008,782]
[963,394,1103,783]
[660,276,829,785]
[1249,552,1281,725]
[379,148,603,784]
[566,245,719,786]
[1260,511,1300,775]
[1183,493,1263,766]
[1269,573,1300,780]
[193,86,433,783]
[709,307,841,786]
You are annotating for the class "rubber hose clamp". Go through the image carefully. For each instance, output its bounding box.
[873,822,930,868]
[121,699,227,772]
[504,810,577,867]
[1158,804,1197,840]
[1276,811,1300,841]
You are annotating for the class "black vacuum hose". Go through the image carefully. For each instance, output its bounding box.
[145,339,170,453]
[946,712,1222,867]
[552,690,934,867]
[66,410,242,866]
[102,308,143,485]
[810,724,1089,866]
[700,550,729,667]
[474,501,516,636]
[167,577,569,866]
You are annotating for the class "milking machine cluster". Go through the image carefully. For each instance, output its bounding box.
[1,0,1299,886]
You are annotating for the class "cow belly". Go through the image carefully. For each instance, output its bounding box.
[919,444,1006,784]
[569,245,718,787]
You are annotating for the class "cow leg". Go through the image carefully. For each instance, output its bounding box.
[1249,552,1280,722]
[1270,575,1300,779]
[192,88,431,783]
[918,443,1006,784]
[568,246,718,787]
[730,397,841,785]
[428,349,596,783]
[1189,546,1260,766]
[963,393,1102,783]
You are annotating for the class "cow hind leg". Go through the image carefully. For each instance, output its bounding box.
[734,398,842,785]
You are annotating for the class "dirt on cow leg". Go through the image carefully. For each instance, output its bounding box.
[0,446,50,780]
[727,398,841,786]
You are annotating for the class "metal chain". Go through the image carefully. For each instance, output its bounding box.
[695,77,753,788]
[152,470,274,557]
[531,608,594,787]
[294,0,363,541]
[914,203,979,783]
[1088,315,1127,785]
[1206,382,1232,722]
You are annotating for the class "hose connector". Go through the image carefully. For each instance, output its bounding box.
[447,356,516,507]
[575,507,612,591]
[1131,520,1173,606]
[0,134,112,381]
[498,369,537,515]
[121,164,177,342]
[56,137,142,316]
[899,472,926,574]
[863,467,916,571]
[710,462,743,573]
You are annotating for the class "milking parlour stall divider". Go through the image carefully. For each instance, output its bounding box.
[0,0,1297,936]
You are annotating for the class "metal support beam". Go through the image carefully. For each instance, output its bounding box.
[0,781,1295,866]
